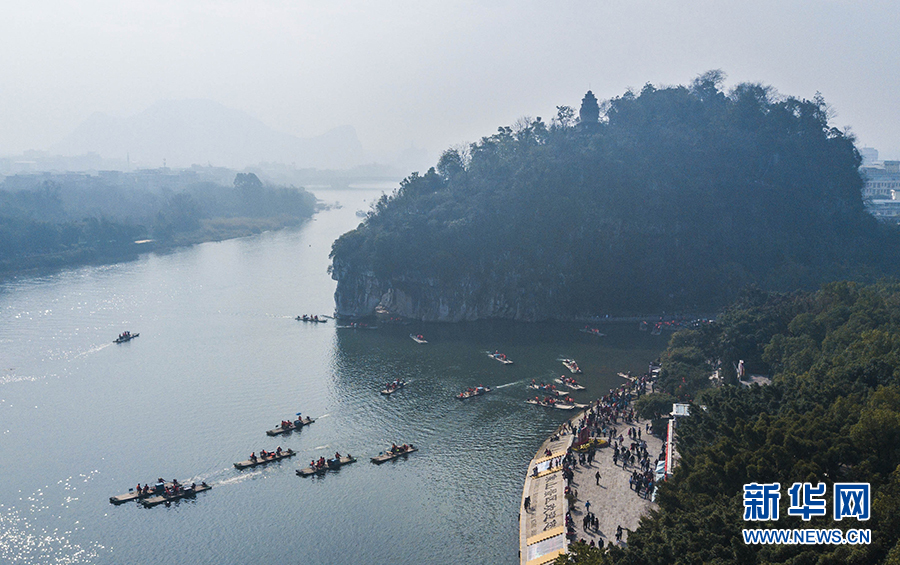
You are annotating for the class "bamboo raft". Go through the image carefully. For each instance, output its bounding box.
[113,333,139,344]
[381,381,406,395]
[234,449,296,469]
[266,417,315,436]
[528,384,565,396]
[110,482,175,505]
[526,399,579,410]
[371,446,417,464]
[140,483,212,507]
[554,377,585,390]
[457,386,491,399]
[296,455,357,476]
[488,352,513,364]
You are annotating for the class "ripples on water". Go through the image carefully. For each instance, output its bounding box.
[0,189,667,564]
[0,473,105,564]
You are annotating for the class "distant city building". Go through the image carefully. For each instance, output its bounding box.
[859,147,879,166]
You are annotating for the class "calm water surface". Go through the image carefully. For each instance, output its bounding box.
[0,188,667,564]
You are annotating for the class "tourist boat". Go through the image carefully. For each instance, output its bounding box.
[113,332,139,344]
[233,449,296,469]
[650,323,662,335]
[296,315,327,323]
[410,334,428,344]
[266,416,315,436]
[140,483,212,507]
[457,386,490,399]
[370,444,417,464]
[335,323,378,329]
[296,455,357,476]
[561,359,582,374]
[554,376,585,390]
[487,352,513,364]
[381,380,406,395]
[579,327,606,337]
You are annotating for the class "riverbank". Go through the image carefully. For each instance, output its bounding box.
[519,425,575,565]
[0,215,313,282]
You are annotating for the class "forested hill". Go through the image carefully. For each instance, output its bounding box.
[330,73,900,321]
[563,281,900,564]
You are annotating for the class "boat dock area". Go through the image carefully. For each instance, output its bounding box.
[519,429,574,565]
[566,417,663,547]
[519,409,665,562]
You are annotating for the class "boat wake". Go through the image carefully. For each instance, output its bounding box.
[494,380,523,389]
[216,469,263,486]
[74,342,112,359]
[1,369,46,385]
[316,413,331,419]
[313,445,331,451]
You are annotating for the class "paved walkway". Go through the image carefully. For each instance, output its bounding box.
[519,427,574,565]
[567,417,664,548]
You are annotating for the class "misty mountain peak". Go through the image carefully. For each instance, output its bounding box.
[52,99,364,169]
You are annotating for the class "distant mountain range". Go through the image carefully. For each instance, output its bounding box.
[51,99,365,170]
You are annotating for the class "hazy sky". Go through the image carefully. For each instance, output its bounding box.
[2,0,899,164]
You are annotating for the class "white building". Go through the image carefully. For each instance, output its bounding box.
[862,161,900,220]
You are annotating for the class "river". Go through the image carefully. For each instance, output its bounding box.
[0,187,667,564]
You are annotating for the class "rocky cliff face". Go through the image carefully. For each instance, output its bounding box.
[331,259,562,321]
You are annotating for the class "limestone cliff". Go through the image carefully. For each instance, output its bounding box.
[331,259,561,322]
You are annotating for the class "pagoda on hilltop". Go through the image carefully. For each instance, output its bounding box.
[579,90,600,128]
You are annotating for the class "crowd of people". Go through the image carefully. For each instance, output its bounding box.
[531,369,664,548]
